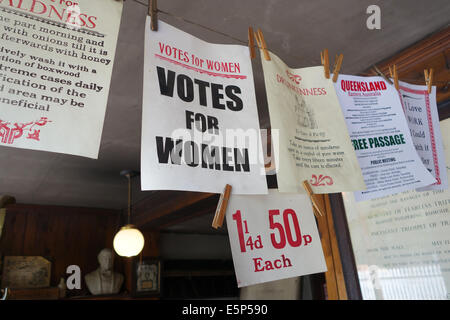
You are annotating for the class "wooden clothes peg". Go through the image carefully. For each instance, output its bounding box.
[302,180,325,218]
[321,50,343,82]
[389,65,399,90]
[254,28,271,61]
[212,184,232,229]
[332,53,343,83]
[424,68,434,94]
[248,27,256,59]
[254,30,261,48]
[148,0,158,31]
[320,49,330,79]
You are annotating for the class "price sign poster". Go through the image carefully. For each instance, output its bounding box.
[142,18,267,194]
[397,80,448,191]
[260,50,365,194]
[226,190,326,287]
[0,0,123,158]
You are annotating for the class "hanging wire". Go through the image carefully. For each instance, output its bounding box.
[127,173,131,225]
[130,0,448,85]
[132,0,249,44]
[129,0,319,67]
[359,71,449,85]
[159,9,247,45]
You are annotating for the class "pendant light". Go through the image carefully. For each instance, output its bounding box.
[113,170,145,257]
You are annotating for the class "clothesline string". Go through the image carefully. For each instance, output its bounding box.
[131,0,316,67]
[130,0,449,85]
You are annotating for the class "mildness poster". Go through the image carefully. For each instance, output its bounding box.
[141,18,267,194]
[0,0,123,158]
[261,51,365,194]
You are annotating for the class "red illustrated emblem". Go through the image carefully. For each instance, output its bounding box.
[286,70,301,84]
[0,117,52,145]
[310,174,333,186]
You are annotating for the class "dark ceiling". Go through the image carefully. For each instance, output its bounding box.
[1,0,449,211]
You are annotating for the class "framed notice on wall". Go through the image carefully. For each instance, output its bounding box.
[131,258,162,297]
[342,118,450,299]
[1,256,51,289]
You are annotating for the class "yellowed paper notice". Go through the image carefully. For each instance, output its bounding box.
[261,51,365,193]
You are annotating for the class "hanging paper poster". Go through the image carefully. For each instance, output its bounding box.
[342,119,450,300]
[334,75,436,201]
[260,51,365,194]
[397,80,448,191]
[141,18,267,194]
[226,189,326,287]
[0,0,123,158]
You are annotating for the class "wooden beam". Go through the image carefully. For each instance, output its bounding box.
[366,26,450,103]
[4,203,119,216]
[315,195,338,300]
[315,194,348,300]
[375,26,449,75]
[328,193,363,300]
[147,196,219,231]
[132,191,216,228]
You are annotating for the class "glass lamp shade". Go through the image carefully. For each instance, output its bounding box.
[113,225,145,257]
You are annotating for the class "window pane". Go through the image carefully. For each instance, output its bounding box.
[342,119,450,300]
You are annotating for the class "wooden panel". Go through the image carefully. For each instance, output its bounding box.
[67,293,159,300]
[141,231,160,257]
[0,209,5,239]
[7,287,60,300]
[124,258,133,293]
[0,204,122,297]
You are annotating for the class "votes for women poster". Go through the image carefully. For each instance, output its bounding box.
[141,18,267,194]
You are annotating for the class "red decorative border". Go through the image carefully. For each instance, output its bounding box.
[154,54,247,80]
[0,117,52,145]
[398,86,440,185]
[310,174,334,186]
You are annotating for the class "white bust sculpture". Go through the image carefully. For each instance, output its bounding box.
[85,248,124,295]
